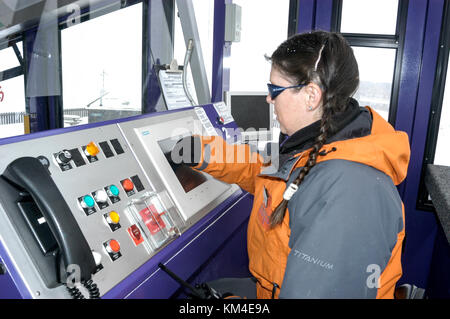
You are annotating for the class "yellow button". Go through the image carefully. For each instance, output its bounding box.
[108,211,120,224]
[85,142,100,156]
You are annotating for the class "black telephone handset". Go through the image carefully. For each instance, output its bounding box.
[2,157,98,298]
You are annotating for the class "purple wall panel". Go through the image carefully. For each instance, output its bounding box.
[297,0,316,33]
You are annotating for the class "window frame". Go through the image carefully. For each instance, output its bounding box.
[417,0,450,211]
[331,0,409,126]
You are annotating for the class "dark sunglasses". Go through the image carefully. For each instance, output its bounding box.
[267,83,306,100]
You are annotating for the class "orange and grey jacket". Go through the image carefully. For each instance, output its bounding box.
[193,104,410,299]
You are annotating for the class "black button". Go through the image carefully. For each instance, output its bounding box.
[69,148,86,167]
[130,175,145,192]
[99,141,114,158]
[110,139,124,155]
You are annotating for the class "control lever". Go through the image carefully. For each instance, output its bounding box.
[158,263,222,299]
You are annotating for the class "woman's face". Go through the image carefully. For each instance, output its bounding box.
[267,67,322,136]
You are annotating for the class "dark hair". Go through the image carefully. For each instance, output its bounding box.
[269,31,359,228]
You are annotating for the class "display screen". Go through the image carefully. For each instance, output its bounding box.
[158,137,207,193]
[229,95,271,131]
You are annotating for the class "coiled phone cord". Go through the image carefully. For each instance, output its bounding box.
[65,279,100,299]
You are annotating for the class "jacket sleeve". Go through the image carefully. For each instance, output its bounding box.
[279,160,404,299]
[193,135,267,195]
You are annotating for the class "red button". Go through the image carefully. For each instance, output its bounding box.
[128,225,144,246]
[121,179,134,192]
[106,239,120,253]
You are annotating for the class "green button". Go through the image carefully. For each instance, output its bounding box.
[109,185,119,197]
[83,195,95,207]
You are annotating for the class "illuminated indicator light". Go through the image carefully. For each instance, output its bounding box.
[94,189,108,203]
[121,179,134,192]
[106,239,120,253]
[107,211,120,224]
[108,185,120,197]
[82,195,95,208]
[85,142,100,156]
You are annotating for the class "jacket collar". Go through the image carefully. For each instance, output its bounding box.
[260,100,372,181]
[279,98,363,156]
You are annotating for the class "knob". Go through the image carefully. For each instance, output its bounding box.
[94,189,108,203]
[121,179,134,192]
[106,185,120,197]
[56,150,72,164]
[106,211,120,224]
[85,142,100,157]
[105,239,120,254]
[81,195,95,208]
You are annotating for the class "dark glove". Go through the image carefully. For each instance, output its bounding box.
[167,135,202,167]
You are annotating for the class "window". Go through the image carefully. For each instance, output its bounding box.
[351,47,396,120]
[0,42,25,139]
[174,0,214,96]
[0,45,22,71]
[333,0,407,124]
[228,0,290,92]
[340,0,399,35]
[61,3,143,127]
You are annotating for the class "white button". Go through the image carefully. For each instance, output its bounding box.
[94,189,108,203]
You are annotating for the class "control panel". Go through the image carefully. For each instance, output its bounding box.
[0,107,239,298]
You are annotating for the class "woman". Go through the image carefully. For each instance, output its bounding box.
[179,31,410,298]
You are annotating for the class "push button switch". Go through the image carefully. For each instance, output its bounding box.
[83,142,99,163]
[82,195,95,208]
[121,178,135,196]
[79,195,96,215]
[105,185,120,203]
[104,211,121,232]
[104,239,122,261]
[128,224,144,246]
[85,142,100,157]
[106,239,120,253]
[54,150,73,171]
[107,211,120,224]
[107,185,120,197]
[93,189,109,209]
[121,179,134,192]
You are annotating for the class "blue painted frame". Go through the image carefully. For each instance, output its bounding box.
[395,0,445,289]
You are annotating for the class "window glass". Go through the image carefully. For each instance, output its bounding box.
[351,46,396,120]
[229,0,290,91]
[174,0,214,95]
[61,3,142,127]
[341,0,398,35]
[0,45,22,71]
[0,75,26,139]
[434,56,450,166]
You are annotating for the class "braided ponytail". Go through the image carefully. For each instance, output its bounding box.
[269,101,332,227]
[268,31,359,228]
